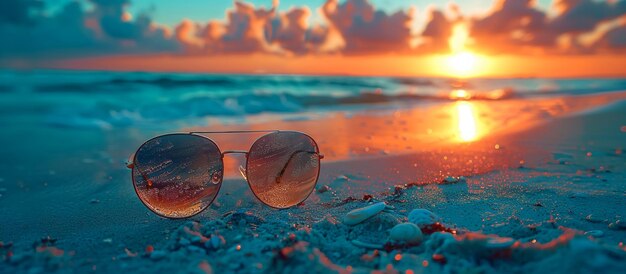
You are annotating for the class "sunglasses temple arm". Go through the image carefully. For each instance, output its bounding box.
[275,150,322,184]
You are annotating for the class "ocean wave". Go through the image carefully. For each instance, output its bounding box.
[41,90,519,130]
[3,71,625,130]
[34,75,394,93]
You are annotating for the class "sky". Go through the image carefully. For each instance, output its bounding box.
[1,0,625,77]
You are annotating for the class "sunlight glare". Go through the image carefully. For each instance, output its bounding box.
[449,89,472,100]
[445,23,481,78]
[447,52,478,77]
[456,102,478,142]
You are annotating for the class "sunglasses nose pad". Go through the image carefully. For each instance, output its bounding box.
[238,165,248,181]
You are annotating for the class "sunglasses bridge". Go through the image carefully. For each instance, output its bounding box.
[221,150,249,157]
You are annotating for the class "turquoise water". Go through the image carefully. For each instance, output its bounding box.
[0,70,625,194]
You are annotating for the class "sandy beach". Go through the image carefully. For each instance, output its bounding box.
[1,85,625,273]
[2,0,626,272]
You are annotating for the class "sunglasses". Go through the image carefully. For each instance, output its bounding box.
[126,130,323,219]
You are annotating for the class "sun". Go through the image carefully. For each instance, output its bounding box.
[446,51,478,77]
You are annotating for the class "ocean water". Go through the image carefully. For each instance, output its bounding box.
[2,70,626,130]
[0,70,625,192]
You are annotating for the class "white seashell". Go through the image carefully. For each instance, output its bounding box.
[585,214,604,223]
[389,223,423,245]
[485,237,515,249]
[584,230,604,238]
[408,209,440,228]
[343,202,387,226]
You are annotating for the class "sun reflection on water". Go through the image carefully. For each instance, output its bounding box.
[456,101,478,142]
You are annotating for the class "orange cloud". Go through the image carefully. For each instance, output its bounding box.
[0,0,625,68]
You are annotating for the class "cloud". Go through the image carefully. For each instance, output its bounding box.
[550,0,626,34]
[0,0,178,59]
[320,0,415,54]
[468,0,626,53]
[420,9,455,53]
[0,0,625,63]
[268,7,324,55]
[593,23,626,51]
[469,0,548,52]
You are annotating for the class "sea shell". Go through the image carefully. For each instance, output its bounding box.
[343,202,387,226]
[584,230,605,238]
[408,209,440,228]
[389,223,423,245]
[485,237,516,249]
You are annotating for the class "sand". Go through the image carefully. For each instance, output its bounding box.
[1,92,625,273]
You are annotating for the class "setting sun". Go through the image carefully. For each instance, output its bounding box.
[446,52,478,77]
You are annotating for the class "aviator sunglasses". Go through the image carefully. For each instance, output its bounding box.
[126,130,323,218]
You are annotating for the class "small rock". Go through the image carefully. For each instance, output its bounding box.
[317,185,331,194]
[89,199,100,204]
[389,223,423,245]
[609,220,626,230]
[343,202,387,226]
[584,230,605,238]
[585,214,604,223]
[149,250,167,261]
[441,176,466,184]
[102,238,112,244]
[408,209,440,228]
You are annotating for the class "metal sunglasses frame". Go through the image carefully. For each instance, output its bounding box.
[127,130,324,218]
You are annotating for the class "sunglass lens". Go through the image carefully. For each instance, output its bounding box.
[132,134,223,218]
[246,131,320,208]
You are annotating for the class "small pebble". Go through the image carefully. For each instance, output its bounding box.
[408,209,440,228]
[317,185,331,194]
[389,223,423,245]
[609,220,626,230]
[441,176,466,184]
[585,214,604,223]
[102,238,112,244]
[90,199,100,204]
